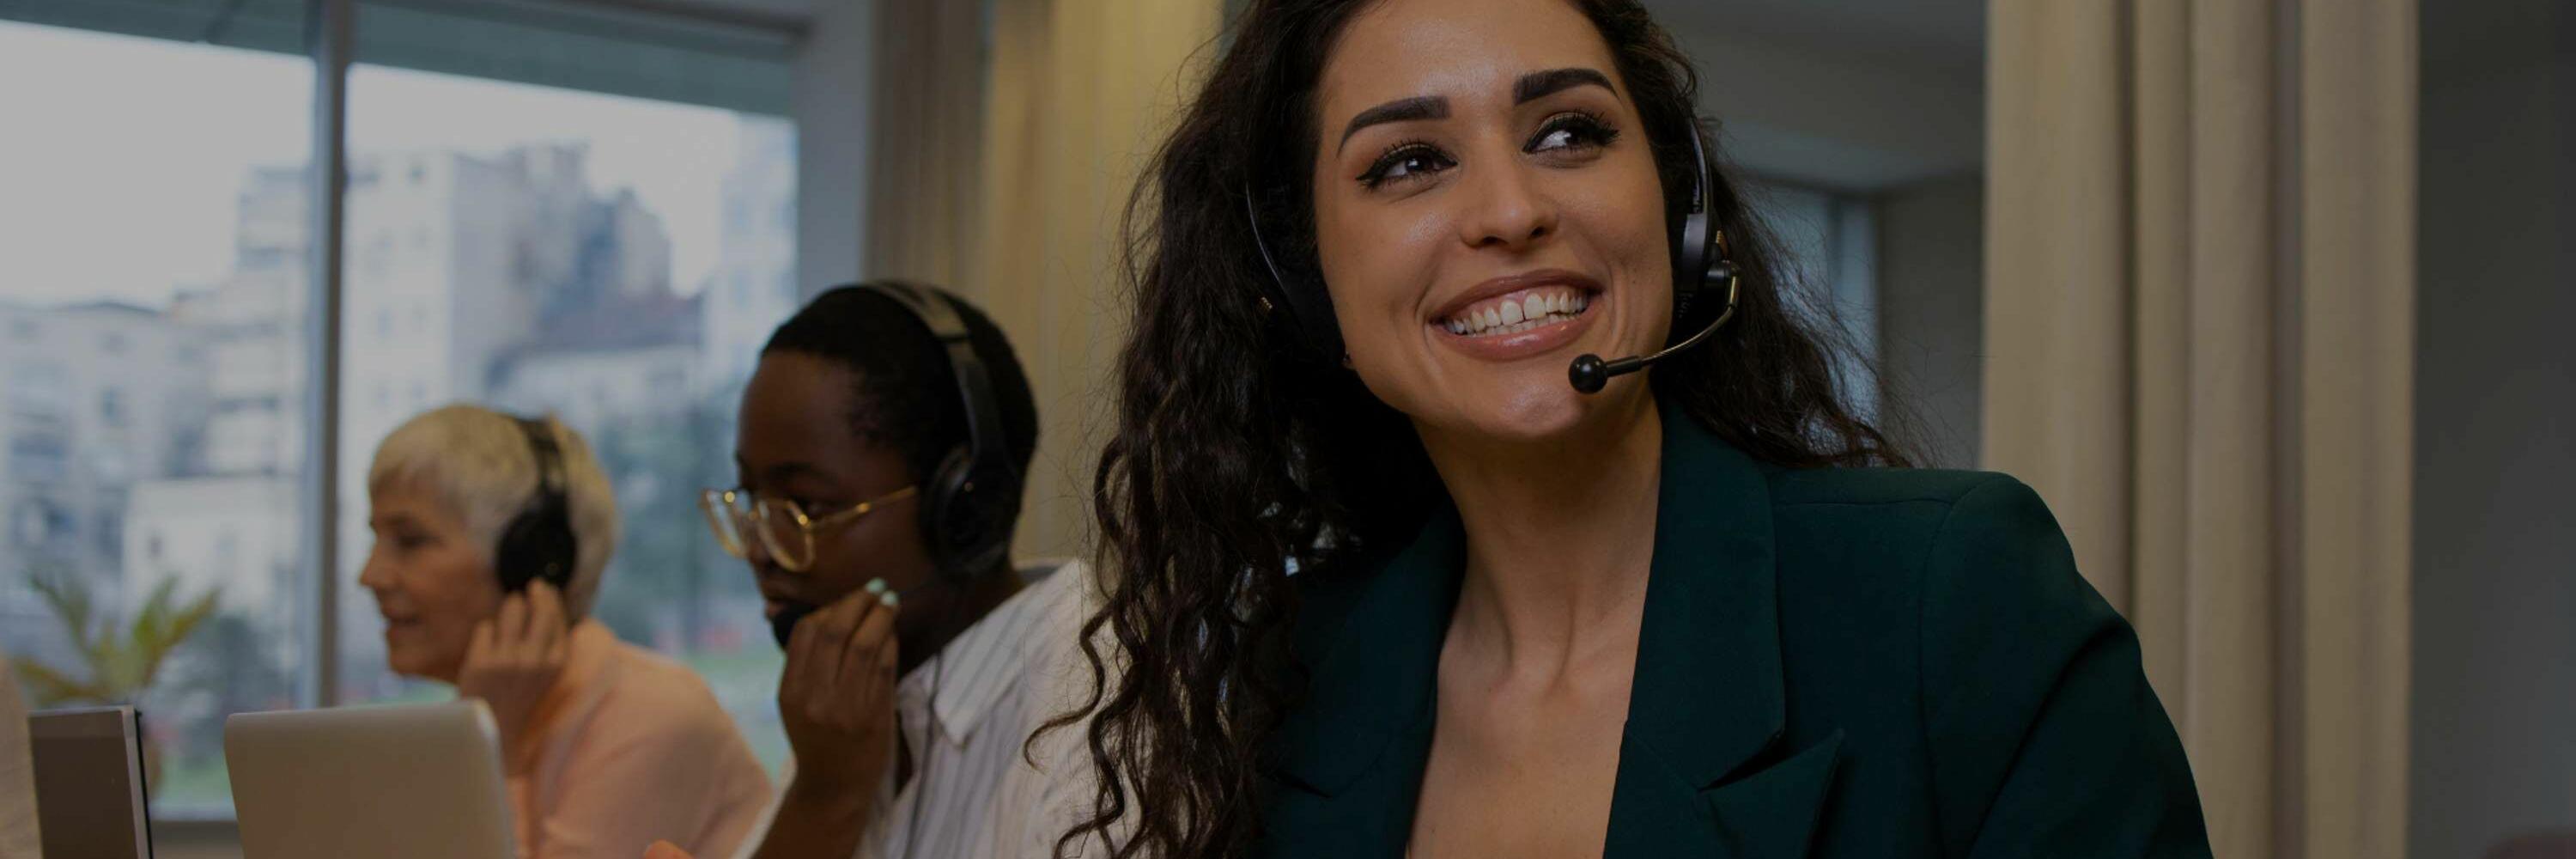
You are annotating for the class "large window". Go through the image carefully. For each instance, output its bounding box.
[0,21,315,815]
[0,2,801,818]
[331,65,798,773]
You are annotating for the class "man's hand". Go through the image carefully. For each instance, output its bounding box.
[745,581,901,859]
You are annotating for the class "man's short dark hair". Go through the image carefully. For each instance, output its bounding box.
[761,283,1040,514]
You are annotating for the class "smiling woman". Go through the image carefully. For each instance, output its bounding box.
[1057,1,2215,858]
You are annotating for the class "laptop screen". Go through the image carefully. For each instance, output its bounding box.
[29,706,154,859]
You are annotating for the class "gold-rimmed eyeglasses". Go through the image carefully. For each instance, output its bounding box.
[698,484,920,573]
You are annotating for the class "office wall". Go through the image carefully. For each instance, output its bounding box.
[1649,1,1983,192]
[2411,1,2576,857]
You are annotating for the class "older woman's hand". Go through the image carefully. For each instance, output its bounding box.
[458,580,571,775]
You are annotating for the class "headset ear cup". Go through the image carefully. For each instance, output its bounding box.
[501,415,577,594]
[535,512,575,589]
[1668,125,1719,326]
[495,508,575,593]
[1243,185,1347,361]
[495,521,530,593]
[924,447,977,574]
[926,446,1024,582]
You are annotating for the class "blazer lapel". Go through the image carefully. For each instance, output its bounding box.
[1603,411,1841,859]
[1699,730,1845,857]
[1261,506,1464,857]
[1262,411,1843,859]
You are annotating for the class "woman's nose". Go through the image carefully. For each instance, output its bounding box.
[1457,160,1559,252]
[356,551,394,594]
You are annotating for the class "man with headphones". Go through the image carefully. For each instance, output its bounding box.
[671,282,1098,859]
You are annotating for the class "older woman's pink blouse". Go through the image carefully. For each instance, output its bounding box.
[500,620,773,859]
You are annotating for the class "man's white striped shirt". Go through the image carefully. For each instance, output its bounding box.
[734,559,1104,859]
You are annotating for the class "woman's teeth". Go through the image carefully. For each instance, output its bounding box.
[1441,289,1591,337]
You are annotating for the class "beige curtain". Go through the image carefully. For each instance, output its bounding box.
[1984,3,2415,858]
[970,0,1222,558]
[862,0,987,286]
[866,0,1223,559]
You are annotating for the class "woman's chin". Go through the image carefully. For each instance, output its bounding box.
[385,648,455,683]
[1383,347,1661,450]
[1421,379,1604,446]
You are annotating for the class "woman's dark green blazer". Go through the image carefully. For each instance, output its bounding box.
[1256,411,2213,858]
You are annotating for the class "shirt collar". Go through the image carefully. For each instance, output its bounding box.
[897,558,1086,747]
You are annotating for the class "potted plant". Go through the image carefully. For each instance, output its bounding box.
[9,569,219,795]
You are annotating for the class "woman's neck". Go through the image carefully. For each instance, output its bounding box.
[1419,393,1663,678]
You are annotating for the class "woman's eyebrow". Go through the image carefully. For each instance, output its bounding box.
[1335,68,1617,155]
[1514,67,1615,104]
[1339,95,1449,153]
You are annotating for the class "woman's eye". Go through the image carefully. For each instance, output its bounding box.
[1360,143,1455,189]
[1530,113,1619,154]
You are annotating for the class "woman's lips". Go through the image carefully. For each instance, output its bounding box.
[380,616,419,642]
[1426,269,1606,363]
[1437,286,1591,337]
[1431,288,1600,362]
[1429,268,1603,320]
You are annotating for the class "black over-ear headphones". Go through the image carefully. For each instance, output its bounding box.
[496,415,576,594]
[1245,122,1741,387]
[854,280,1023,582]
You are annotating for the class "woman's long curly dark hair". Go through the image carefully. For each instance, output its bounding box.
[1045,1,1910,856]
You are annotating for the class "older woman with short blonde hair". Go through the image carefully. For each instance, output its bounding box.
[361,404,769,859]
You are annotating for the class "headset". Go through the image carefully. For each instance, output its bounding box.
[848,281,1024,859]
[854,280,1024,584]
[495,415,576,594]
[1245,121,1744,393]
